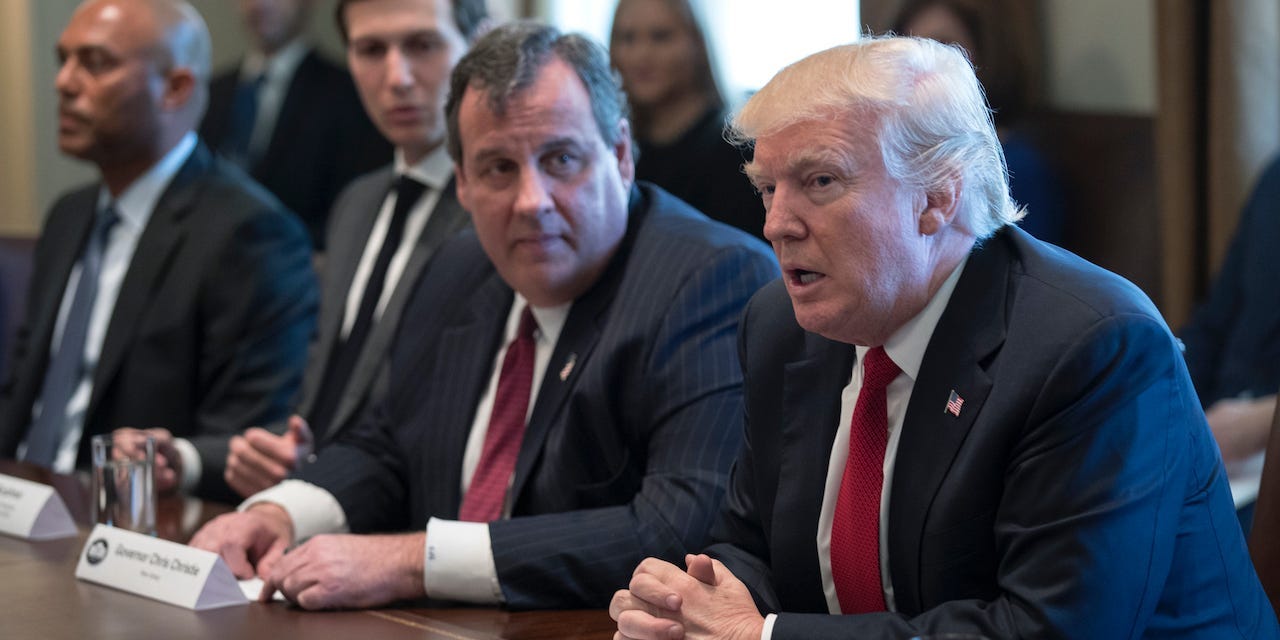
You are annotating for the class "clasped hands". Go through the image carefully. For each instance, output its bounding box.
[189,502,426,609]
[610,554,764,640]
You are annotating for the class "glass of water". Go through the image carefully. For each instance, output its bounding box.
[90,433,156,535]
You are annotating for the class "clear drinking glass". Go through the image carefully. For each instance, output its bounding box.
[90,433,156,535]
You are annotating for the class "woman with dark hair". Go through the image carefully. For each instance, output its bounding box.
[610,0,766,242]
[895,0,1066,245]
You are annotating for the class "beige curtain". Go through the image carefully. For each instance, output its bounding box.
[1156,0,1280,327]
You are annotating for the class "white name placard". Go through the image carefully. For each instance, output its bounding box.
[0,473,78,540]
[75,524,249,610]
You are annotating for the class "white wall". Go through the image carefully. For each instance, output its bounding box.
[1043,0,1156,114]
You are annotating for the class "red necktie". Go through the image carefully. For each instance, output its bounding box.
[831,346,900,614]
[458,307,538,522]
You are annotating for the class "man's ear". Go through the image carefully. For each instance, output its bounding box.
[614,118,635,189]
[454,163,471,210]
[161,67,196,111]
[919,175,960,236]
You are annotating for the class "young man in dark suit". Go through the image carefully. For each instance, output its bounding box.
[0,0,316,502]
[192,22,778,610]
[199,0,390,247]
[611,36,1278,640]
[194,0,487,501]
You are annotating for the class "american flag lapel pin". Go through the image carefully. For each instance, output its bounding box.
[945,389,964,417]
[559,352,577,381]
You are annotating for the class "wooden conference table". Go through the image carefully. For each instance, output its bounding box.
[0,461,616,639]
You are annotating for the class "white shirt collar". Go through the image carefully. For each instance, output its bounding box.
[857,254,970,382]
[395,145,453,191]
[97,131,197,231]
[511,293,572,348]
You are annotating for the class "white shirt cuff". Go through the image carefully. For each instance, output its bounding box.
[423,517,503,604]
[240,479,349,540]
[172,437,202,493]
[761,613,778,640]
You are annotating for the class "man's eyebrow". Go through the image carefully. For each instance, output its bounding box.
[351,28,444,45]
[744,148,856,185]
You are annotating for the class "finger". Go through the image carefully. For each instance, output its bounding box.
[616,609,684,640]
[287,415,314,459]
[226,460,276,498]
[633,557,687,581]
[229,437,290,487]
[257,577,279,603]
[219,540,255,579]
[256,536,292,578]
[610,589,637,620]
[111,429,142,458]
[685,554,717,585]
[245,428,299,467]
[234,433,293,478]
[629,572,684,611]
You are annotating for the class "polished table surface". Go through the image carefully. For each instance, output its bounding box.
[0,461,616,639]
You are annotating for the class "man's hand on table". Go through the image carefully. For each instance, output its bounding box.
[261,532,427,609]
[189,503,295,579]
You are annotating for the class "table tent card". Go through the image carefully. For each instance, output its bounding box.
[75,524,249,610]
[0,473,78,540]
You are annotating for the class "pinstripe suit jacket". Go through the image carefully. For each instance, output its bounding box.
[295,183,779,608]
[287,165,469,443]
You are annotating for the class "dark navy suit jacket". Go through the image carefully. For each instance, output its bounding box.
[709,226,1278,638]
[1180,155,1280,406]
[200,50,390,249]
[296,183,779,608]
[0,142,317,502]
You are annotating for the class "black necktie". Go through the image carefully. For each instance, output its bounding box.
[308,176,427,436]
[224,72,264,168]
[24,204,120,467]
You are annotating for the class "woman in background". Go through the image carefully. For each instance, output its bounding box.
[610,0,766,242]
[894,0,1067,245]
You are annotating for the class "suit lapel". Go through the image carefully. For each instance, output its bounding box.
[425,272,512,516]
[33,191,99,367]
[775,334,856,612]
[505,192,647,509]
[887,238,1011,615]
[88,145,210,424]
[299,169,392,420]
[331,179,471,432]
[506,273,610,510]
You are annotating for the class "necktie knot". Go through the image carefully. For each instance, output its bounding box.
[393,175,427,210]
[861,346,900,392]
[515,306,538,344]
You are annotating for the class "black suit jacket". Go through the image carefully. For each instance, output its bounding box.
[0,142,318,502]
[200,50,391,248]
[296,183,779,608]
[709,226,1278,638]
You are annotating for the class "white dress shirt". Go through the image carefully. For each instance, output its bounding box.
[762,256,967,639]
[18,133,197,474]
[247,295,572,605]
[341,146,451,338]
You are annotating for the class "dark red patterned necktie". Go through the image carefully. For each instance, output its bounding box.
[458,307,538,522]
[831,346,900,614]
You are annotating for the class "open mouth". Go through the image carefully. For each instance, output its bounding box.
[789,268,825,286]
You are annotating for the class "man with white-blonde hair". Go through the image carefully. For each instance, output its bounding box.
[0,0,317,503]
[611,35,1277,639]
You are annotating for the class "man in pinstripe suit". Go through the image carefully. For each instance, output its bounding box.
[191,22,779,610]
